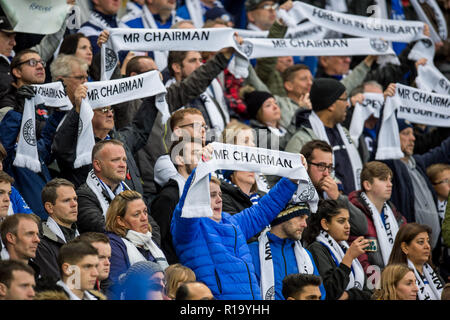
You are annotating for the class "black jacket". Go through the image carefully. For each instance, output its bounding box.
[76,182,161,246]
[34,222,70,283]
[0,56,12,97]
[221,181,265,215]
[149,179,180,264]
[307,241,373,300]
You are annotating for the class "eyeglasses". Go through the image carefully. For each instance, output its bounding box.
[178,122,209,131]
[308,161,335,173]
[433,178,449,185]
[14,58,46,68]
[95,107,114,114]
[64,75,88,81]
[259,3,279,10]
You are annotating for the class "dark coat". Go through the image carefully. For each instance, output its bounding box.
[220,180,265,215]
[307,241,373,300]
[149,179,180,264]
[34,222,67,283]
[76,182,161,246]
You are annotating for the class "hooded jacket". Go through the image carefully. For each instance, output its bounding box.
[171,169,298,300]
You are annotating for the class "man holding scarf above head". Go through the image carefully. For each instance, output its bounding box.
[171,147,307,300]
[0,50,66,220]
[286,78,363,195]
[248,202,326,300]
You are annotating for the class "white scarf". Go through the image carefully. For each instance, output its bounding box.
[375,83,450,160]
[185,0,204,28]
[408,39,450,96]
[359,192,399,266]
[238,37,395,59]
[349,93,385,147]
[407,259,443,300]
[56,280,98,300]
[309,111,363,190]
[182,142,319,218]
[100,28,249,81]
[410,0,447,42]
[277,1,426,42]
[85,169,130,217]
[258,228,314,300]
[141,5,173,71]
[46,216,79,243]
[14,82,72,173]
[235,21,328,40]
[80,10,118,37]
[316,230,365,290]
[75,70,168,168]
[123,230,169,270]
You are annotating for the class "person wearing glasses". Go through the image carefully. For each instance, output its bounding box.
[286,78,364,196]
[300,139,367,238]
[245,0,278,32]
[0,49,67,219]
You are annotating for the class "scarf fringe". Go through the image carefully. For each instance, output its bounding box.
[13,153,41,173]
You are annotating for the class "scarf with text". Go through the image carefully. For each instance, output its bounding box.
[101,28,249,81]
[407,259,443,300]
[15,82,72,173]
[359,192,398,266]
[309,111,362,190]
[123,230,169,271]
[277,1,425,42]
[258,227,314,300]
[85,169,130,217]
[234,21,328,40]
[317,230,365,290]
[182,142,318,218]
[75,70,168,168]
[349,93,384,147]
[375,83,450,160]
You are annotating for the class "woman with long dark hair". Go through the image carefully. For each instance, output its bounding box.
[303,199,373,300]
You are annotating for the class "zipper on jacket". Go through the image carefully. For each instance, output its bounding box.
[214,269,223,294]
[282,241,288,276]
[232,225,255,300]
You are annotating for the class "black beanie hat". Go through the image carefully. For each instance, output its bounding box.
[397,118,413,132]
[271,202,310,227]
[310,78,346,112]
[243,90,274,120]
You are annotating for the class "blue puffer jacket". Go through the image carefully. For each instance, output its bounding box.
[171,169,298,300]
[248,232,326,300]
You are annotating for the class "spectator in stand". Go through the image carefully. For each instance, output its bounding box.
[387,223,445,300]
[105,190,168,299]
[348,161,407,275]
[58,33,94,81]
[177,0,230,28]
[0,50,66,219]
[164,263,196,300]
[245,0,277,31]
[281,273,322,300]
[0,260,36,300]
[175,281,215,300]
[371,264,418,300]
[303,199,373,300]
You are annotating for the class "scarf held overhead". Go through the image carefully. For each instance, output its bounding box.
[14,82,72,173]
[375,83,450,160]
[74,70,168,168]
[181,142,319,218]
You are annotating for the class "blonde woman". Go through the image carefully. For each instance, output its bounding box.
[105,190,168,298]
[372,264,418,300]
[164,263,196,300]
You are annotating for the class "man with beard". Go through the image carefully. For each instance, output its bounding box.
[300,139,367,237]
[248,202,325,300]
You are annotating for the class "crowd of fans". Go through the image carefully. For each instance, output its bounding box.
[0,0,449,302]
